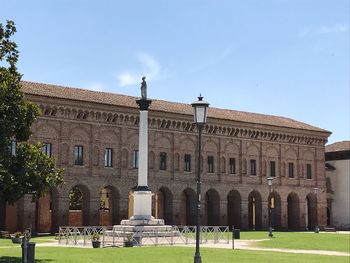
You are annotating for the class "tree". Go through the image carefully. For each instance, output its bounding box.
[0,20,63,204]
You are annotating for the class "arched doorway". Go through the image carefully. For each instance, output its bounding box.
[205,189,220,226]
[227,190,241,228]
[99,187,112,226]
[306,193,317,229]
[154,187,173,225]
[268,191,282,230]
[68,185,90,226]
[180,188,196,225]
[248,191,262,230]
[287,192,300,230]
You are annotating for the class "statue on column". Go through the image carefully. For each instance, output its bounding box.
[141,76,147,100]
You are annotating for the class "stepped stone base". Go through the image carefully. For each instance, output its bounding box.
[112,217,179,238]
[120,216,165,226]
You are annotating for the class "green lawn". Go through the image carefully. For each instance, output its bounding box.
[0,245,348,263]
[0,232,349,263]
[239,231,350,253]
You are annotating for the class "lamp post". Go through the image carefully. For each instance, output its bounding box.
[191,95,209,263]
[313,187,319,233]
[267,177,274,237]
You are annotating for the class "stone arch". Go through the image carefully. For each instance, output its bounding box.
[99,186,120,225]
[128,132,139,148]
[71,126,90,141]
[268,191,282,229]
[285,147,297,159]
[180,188,196,225]
[248,191,262,230]
[100,129,119,143]
[68,185,90,226]
[203,140,218,152]
[36,123,59,140]
[266,146,279,158]
[227,190,241,228]
[287,192,300,230]
[205,189,220,226]
[306,192,317,230]
[179,136,196,151]
[224,142,239,154]
[154,187,173,225]
[247,144,259,156]
[155,134,172,148]
[303,149,315,160]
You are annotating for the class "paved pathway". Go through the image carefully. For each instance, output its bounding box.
[194,239,350,257]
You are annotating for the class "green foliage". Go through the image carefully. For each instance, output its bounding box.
[0,20,63,203]
[69,186,82,210]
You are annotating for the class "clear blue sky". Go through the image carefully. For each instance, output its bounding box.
[1,0,349,144]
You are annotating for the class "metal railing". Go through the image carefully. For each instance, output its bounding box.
[58,225,231,247]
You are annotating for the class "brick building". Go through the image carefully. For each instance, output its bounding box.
[0,81,331,233]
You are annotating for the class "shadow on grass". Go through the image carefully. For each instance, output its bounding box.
[0,257,52,262]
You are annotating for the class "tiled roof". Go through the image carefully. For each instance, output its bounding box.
[21,81,329,133]
[326,141,350,152]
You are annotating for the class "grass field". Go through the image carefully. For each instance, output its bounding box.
[0,232,348,263]
[0,244,349,263]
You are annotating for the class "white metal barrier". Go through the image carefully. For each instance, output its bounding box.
[58,225,231,247]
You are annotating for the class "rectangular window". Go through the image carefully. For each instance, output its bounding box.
[74,145,84,165]
[208,156,214,173]
[306,164,312,179]
[160,152,167,170]
[229,158,236,174]
[288,162,294,178]
[42,143,52,157]
[10,140,16,156]
[104,148,113,167]
[270,161,276,177]
[184,154,191,172]
[132,150,139,169]
[250,159,256,175]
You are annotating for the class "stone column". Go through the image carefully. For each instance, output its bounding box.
[89,197,101,226]
[281,200,288,229]
[220,200,228,226]
[241,199,249,229]
[21,195,36,232]
[262,201,269,228]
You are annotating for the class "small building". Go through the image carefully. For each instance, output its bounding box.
[325,141,350,230]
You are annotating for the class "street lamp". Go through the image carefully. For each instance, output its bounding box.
[191,95,209,263]
[267,177,274,237]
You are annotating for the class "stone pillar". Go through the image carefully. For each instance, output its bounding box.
[57,197,69,228]
[220,200,228,226]
[172,199,183,225]
[21,195,36,232]
[299,201,307,230]
[89,197,101,226]
[262,201,269,228]
[281,201,288,229]
[241,199,249,229]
